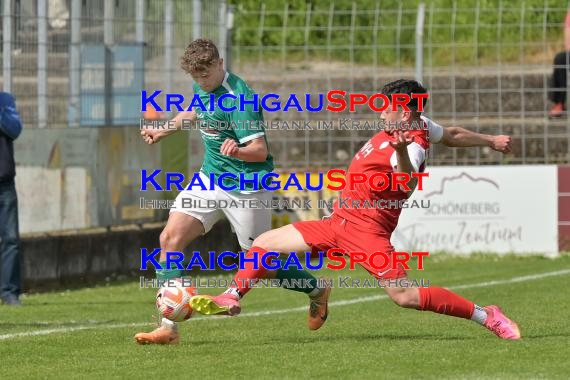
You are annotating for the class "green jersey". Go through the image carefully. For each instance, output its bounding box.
[193,72,274,192]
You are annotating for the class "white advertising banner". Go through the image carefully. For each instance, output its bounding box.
[391,165,558,255]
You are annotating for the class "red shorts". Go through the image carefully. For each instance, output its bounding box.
[293,214,407,280]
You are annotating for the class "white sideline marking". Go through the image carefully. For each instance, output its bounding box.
[1,268,569,341]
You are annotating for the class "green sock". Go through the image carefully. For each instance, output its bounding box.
[276,266,320,295]
[156,260,185,280]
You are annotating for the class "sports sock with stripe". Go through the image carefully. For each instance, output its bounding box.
[226,248,322,299]
[228,246,271,298]
[470,304,488,325]
[417,287,474,319]
[155,261,184,327]
[155,260,185,281]
[276,266,321,297]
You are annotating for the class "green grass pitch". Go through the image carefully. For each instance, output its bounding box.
[1,254,569,379]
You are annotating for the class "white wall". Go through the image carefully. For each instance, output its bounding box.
[392,166,558,255]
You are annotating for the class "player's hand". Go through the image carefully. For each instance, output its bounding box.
[389,131,415,152]
[491,135,512,153]
[220,138,240,158]
[140,128,165,145]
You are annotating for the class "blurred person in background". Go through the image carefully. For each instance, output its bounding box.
[548,10,570,118]
[0,92,23,306]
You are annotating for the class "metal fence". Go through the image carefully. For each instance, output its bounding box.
[2,0,570,167]
[2,0,228,234]
[4,0,570,234]
[1,0,228,129]
[229,1,570,168]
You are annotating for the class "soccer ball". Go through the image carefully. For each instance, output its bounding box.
[156,278,197,322]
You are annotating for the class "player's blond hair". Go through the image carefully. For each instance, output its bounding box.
[180,38,220,73]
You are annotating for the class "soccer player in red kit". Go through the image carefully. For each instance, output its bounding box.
[191,79,521,340]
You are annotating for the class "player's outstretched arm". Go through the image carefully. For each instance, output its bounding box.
[140,110,197,145]
[441,126,512,153]
[219,136,268,162]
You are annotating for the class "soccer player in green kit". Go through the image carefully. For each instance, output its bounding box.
[135,39,329,345]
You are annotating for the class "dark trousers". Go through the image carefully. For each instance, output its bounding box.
[551,51,570,104]
[0,180,21,299]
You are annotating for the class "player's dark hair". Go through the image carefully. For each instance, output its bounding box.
[381,79,429,114]
[181,38,220,73]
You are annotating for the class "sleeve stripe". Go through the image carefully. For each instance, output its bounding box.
[239,132,265,144]
[221,72,235,95]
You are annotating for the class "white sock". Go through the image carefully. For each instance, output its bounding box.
[470,305,488,325]
[161,318,176,329]
[224,287,242,300]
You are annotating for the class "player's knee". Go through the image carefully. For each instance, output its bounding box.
[389,290,418,309]
[251,231,274,250]
[252,226,295,253]
[159,229,184,252]
[159,230,170,248]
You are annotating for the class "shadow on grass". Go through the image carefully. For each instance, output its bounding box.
[518,333,570,339]
[183,332,478,347]
[281,333,478,342]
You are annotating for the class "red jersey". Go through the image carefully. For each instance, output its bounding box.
[333,116,444,234]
